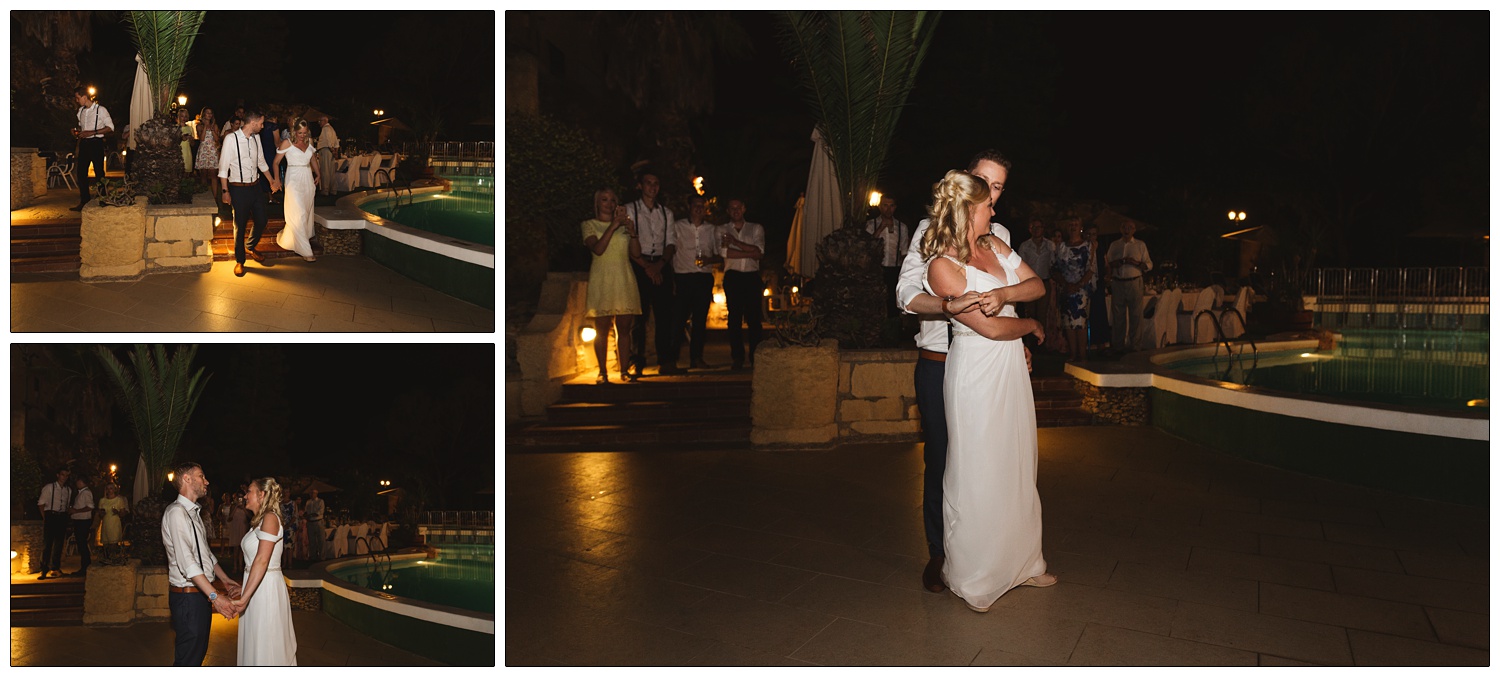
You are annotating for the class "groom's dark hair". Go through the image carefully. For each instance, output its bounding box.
[967,149,1013,172]
[173,461,202,489]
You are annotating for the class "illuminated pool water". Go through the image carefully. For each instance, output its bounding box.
[331,544,494,614]
[365,176,495,247]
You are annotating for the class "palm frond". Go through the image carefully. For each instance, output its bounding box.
[95,345,211,485]
[124,11,206,115]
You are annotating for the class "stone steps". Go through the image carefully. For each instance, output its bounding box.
[10,578,84,627]
[209,218,320,261]
[517,373,754,452]
[11,220,83,274]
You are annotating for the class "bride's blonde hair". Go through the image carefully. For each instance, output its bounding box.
[920,170,990,264]
[250,477,284,529]
[288,117,311,139]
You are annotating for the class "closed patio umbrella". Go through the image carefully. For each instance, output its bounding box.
[799,127,844,278]
[127,53,154,151]
[786,193,806,275]
[132,453,151,505]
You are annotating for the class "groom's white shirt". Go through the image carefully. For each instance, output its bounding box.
[898,219,1012,352]
[163,493,219,587]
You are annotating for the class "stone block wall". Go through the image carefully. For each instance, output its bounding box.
[12,522,43,575]
[317,224,361,255]
[143,196,216,274]
[515,272,592,418]
[79,196,147,281]
[11,148,42,209]
[751,340,840,447]
[837,349,921,441]
[289,587,321,611]
[84,560,138,624]
[135,565,173,620]
[1078,381,1149,425]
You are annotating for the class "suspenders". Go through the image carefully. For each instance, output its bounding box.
[173,503,207,583]
[632,202,667,256]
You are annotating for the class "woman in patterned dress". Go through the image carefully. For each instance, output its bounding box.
[195,107,221,204]
[1053,218,1095,362]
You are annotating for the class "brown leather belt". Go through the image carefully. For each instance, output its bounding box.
[169,585,202,594]
[227,181,257,187]
[918,349,947,362]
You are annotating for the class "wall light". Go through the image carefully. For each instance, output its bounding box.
[762,288,771,297]
[87,86,96,97]
[868,190,882,207]
[167,472,175,482]
[580,326,597,342]
[177,94,187,107]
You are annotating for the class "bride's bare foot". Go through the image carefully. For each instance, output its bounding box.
[1022,573,1058,588]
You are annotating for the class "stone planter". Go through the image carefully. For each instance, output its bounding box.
[144,193,216,274]
[80,195,148,281]
[135,564,172,620]
[84,558,139,625]
[751,339,840,447]
[515,272,592,418]
[11,147,45,208]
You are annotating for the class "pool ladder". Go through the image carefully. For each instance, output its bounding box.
[1197,308,1259,382]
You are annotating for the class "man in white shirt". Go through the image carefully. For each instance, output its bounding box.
[865,196,910,316]
[1105,220,1154,353]
[70,87,114,211]
[316,115,339,195]
[163,462,242,666]
[304,489,325,562]
[221,106,246,135]
[217,109,281,278]
[67,477,96,576]
[35,467,72,579]
[896,150,1045,594]
[626,170,677,378]
[1016,219,1055,323]
[720,199,766,370]
[667,195,721,372]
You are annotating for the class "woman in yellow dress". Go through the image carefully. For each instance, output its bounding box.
[98,483,127,545]
[582,188,642,383]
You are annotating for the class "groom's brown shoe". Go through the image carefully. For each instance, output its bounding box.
[922,555,946,593]
[246,248,265,263]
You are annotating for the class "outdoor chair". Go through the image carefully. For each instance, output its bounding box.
[1177,285,1221,344]
[351,522,369,554]
[48,153,78,190]
[1214,286,1253,339]
[334,155,366,193]
[359,153,383,188]
[1138,287,1180,350]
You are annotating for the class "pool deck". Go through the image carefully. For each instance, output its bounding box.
[504,426,1489,666]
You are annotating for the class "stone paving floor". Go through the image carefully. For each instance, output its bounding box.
[504,426,1489,666]
[12,258,494,332]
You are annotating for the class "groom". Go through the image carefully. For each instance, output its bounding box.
[163,461,242,666]
[897,149,1045,593]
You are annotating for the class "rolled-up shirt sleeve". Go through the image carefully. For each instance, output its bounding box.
[897,219,932,313]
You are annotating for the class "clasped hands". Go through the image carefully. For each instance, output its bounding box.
[945,289,1010,317]
[212,581,245,619]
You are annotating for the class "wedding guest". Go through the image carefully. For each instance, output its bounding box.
[227,493,250,574]
[866,195,910,316]
[99,484,127,546]
[177,108,195,173]
[195,107,222,204]
[667,194,721,371]
[70,87,114,211]
[626,170,676,379]
[584,188,642,383]
[1054,218,1095,362]
[720,199,766,370]
[258,111,282,203]
[36,467,72,579]
[303,490,325,562]
[1085,224,1110,349]
[315,115,339,195]
[1017,219,1055,323]
[222,106,246,135]
[1106,220,1153,353]
[68,476,95,576]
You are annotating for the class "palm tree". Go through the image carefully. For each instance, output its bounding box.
[773,11,941,347]
[122,11,206,203]
[95,345,211,565]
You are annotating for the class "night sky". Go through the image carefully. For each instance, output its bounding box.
[77,10,497,144]
[680,11,1488,270]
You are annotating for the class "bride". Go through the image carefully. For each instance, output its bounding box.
[231,477,298,665]
[921,170,1056,613]
[274,118,321,261]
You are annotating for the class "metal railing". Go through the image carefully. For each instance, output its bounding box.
[1293,267,1489,330]
[398,141,494,161]
[420,510,494,527]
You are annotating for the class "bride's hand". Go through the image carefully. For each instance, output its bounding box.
[943,291,981,315]
[977,288,1009,316]
[1029,319,1045,342]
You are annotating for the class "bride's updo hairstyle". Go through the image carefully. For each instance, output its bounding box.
[289,118,311,139]
[250,477,285,529]
[920,170,990,264]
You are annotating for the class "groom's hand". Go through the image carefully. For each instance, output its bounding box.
[211,595,236,619]
[224,579,242,598]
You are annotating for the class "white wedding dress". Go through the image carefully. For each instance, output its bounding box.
[924,243,1047,611]
[274,143,317,259]
[238,521,298,666]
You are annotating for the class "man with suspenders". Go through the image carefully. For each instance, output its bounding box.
[163,462,242,665]
[217,109,282,277]
[626,170,678,377]
[70,87,114,211]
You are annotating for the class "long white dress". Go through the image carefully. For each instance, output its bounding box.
[274,142,317,259]
[924,244,1047,611]
[238,521,298,666]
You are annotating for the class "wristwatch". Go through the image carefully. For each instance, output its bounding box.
[208,592,218,601]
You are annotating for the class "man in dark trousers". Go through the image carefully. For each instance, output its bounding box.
[896,150,1044,593]
[217,109,280,277]
[626,170,677,377]
[162,462,241,665]
[67,476,95,576]
[69,87,114,211]
[35,467,72,579]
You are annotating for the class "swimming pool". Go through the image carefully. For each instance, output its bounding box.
[314,547,494,665]
[364,176,495,247]
[1067,334,1488,505]
[332,544,494,614]
[1169,330,1488,411]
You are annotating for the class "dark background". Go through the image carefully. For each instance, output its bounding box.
[520,11,1488,274]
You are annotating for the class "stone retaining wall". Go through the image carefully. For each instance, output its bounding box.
[751,340,840,447]
[289,587,321,611]
[11,148,45,209]
[514,272,592,418]
[143,195,216,274]
[11,522,43,575]
[1078,381,1150,425]
[84,560,139,624]
[316,224,361,255]
[134,564,173,621]
[80,194,217,281]
[837,349,921,441]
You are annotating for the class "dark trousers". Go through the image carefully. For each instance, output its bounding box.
[672,272,714,365]
[228,184,268,264]
[41,513,69,572]
[71,519,92,571]
[723,270,764,366]
[169,591,213,666]
[915,356,949,558]
[76,137,106,205]
[883,266,900,316]
[630,259,676,368]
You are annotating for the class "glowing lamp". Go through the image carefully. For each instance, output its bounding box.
[869,190,882,207]
[87,86,96,97]
[791,286,799,294]
[693,177,705,196]
[713,292,727,304]
[10,551,16,560]
[178,94,187,107]
[167,472,175,482]
[580,326,597,342]
[762,288,771,297]
[109,464,117,473]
